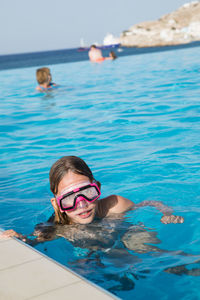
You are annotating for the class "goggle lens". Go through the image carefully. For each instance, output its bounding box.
[57,183,100,211]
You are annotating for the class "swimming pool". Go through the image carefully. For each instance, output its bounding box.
[1,47,200,299]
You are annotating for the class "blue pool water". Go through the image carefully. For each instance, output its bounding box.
[1,46,200,299]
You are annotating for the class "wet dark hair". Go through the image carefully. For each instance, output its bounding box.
[110,51,117,59]
[49,156,95,195]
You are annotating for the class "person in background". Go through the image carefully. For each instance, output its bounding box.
[88,45,118,63]
[108,50,117,60]
[36,67,57,92]
[42,67,57,87]
[88,45,105,62]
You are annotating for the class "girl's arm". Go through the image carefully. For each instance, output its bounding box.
[135,200,184,224]
[97,196,184,224]
[0,229,40,246]
[0,218,56,246]
[0,229,27,242]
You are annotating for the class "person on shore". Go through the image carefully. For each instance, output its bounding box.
[1,155,184,243]
[36,67,57,92]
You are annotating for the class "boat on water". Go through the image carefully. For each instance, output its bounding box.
[77,35,121,51]
[77,43,121,52]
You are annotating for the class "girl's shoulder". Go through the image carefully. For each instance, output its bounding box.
[97,195,134,218]
[96,195,115,218]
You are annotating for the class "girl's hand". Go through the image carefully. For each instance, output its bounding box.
[0,229,23,240]
[161,215,184,224]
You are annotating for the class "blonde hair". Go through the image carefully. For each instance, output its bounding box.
[36,68,49,84]
[42,67,50,75]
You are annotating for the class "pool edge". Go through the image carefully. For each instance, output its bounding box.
[0,235,118,299]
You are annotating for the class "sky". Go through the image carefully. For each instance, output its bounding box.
[0,0,193,55]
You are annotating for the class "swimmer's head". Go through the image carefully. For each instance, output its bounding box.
[42,67,52,82]
[90,44,97,49]
[36,68,50,85]
[42,67,50,75]
[50,156,97,195]
[49,156,101,225]
[109,51,117,60]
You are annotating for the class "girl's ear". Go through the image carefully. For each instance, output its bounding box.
[51,197,64,223]
[51,197,69,225]
[51,197,57,210]
[51,197,63,212]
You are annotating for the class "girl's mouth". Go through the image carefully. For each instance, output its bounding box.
[78,209,93,219]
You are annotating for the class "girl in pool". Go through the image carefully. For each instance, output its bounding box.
[2,155,184,242]
[3,156,200,284]
[49,155,183,225]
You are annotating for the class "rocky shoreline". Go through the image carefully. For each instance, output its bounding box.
[118,1,200,48]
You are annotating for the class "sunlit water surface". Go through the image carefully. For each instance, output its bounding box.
[0,47,200,299]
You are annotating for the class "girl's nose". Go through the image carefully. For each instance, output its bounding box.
[77,199,88,209]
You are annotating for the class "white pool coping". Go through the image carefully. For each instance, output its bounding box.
[0,236,118,300]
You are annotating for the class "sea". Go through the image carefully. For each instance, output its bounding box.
[1,41,200,71]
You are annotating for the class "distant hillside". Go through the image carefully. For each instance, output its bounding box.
[119,1,200,47]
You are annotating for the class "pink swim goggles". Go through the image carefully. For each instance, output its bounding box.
[56,182,101,211]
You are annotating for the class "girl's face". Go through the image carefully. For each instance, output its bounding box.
[56,171,97,224]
